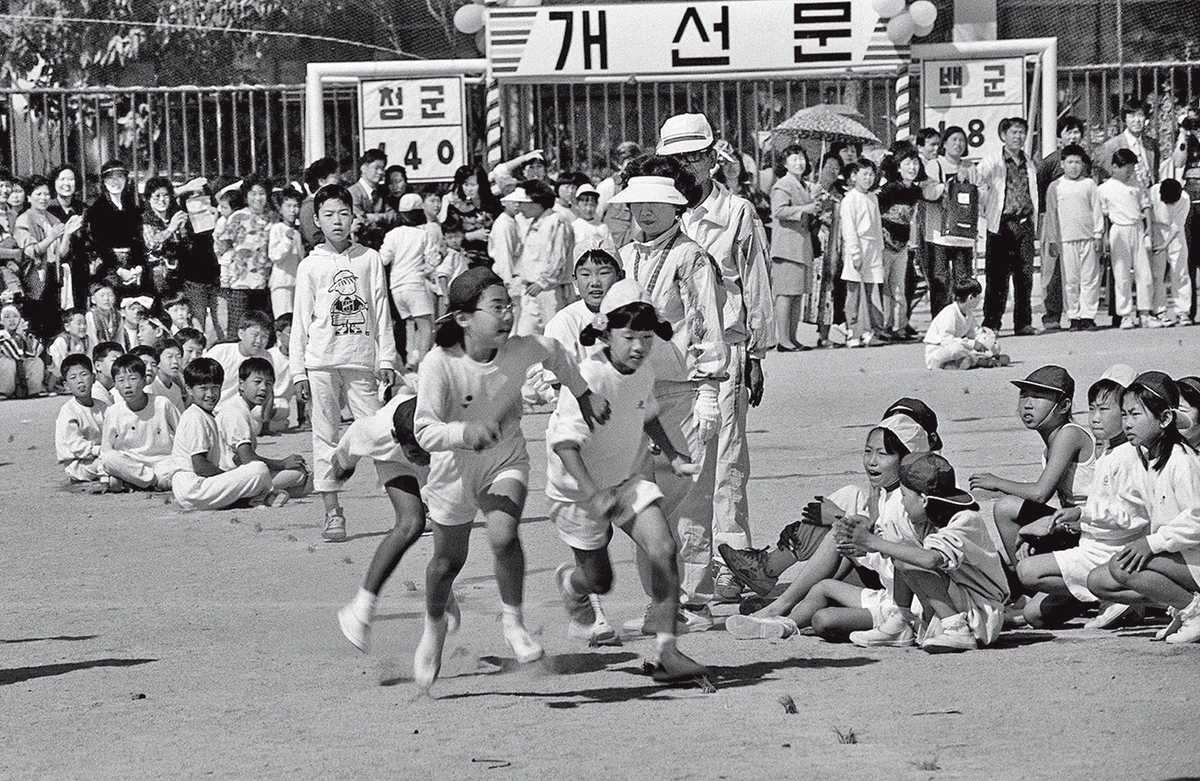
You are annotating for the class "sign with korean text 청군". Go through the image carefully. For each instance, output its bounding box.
[921,57,1025,161]
[488,0,908,82]
[360,77,467,182]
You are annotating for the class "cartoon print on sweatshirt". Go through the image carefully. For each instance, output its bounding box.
[328,269,368,335]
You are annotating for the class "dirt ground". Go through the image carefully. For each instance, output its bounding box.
[4,323,1200,780]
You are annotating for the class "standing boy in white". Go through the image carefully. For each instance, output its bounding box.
[1042,145,1105,330]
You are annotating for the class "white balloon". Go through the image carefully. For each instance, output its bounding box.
[914,20,935,36]
[872,0,906,17]
[909,0,938,28]
[453,3,485,34]
[886,12,915,44]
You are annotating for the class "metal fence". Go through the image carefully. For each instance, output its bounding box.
[2,61,1198,196]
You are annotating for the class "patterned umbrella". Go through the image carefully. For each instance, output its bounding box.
[773,104,881,145]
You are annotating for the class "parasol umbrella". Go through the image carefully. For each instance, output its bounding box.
[772,104,881,146]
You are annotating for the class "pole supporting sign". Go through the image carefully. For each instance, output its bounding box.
[359,76,468,182]
[488,1,909,82]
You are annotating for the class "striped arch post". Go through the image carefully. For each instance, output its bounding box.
[895,62,912,143]
[486,78,503,169]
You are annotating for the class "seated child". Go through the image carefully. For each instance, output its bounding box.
[841,452,1010,653]
[100,352,181,492]
[545,282,706,680]
[725,410,931,643]
[923,279,1006,370]
[85,282,121,346]
[129,345,160,389]
[148,338,186,411]
[171,357,284,511]
[0,304,46,398]
[267,314,298,428]
[1017,364,1150,629]
[48,309,92,389]
[54,354,108,488]
[205,309,272,406]
[336,388,433,652]
[117,296,153,349]
[1087,372,1200,645]
[969,365,1096,568]
[164,293,201,336]
[215,357,311,499]
[90,341,124,406]
[720,398,943,602]
[176,327,206,368]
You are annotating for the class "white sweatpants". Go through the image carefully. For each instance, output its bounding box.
[273,468,313,497]
[309,368,380,492]
[1154,237,1192,317]
[713,342,751,560]
[100,451,176,490]
[172,462,273,510]
[1108,224,1153,316]
[64,457,105,483]
[1060,239,1101,320]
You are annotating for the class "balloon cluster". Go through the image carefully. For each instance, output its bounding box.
[454,0,543,53]
[873,0,939,45]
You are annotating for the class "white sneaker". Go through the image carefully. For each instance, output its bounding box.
[337,604,371,652]
[1165,595,1200,645]
[921,613,978,653]
[1083,602,1133,630]
[1143,315,1163,328]
[413,615,449,691]
[850,608,916,648]
[845,336,864,348]
[1154,607,1182,641]
[568,594,621,646]
[621,604,714,635]
[725,614,798,640]
[1119,317,1137,330]
[503,621,545,663]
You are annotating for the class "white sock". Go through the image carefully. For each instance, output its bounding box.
[351,588,377,622]
[501,604,524,629]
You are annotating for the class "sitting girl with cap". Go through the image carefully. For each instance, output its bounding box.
[1016,365,1151,630]
[1087,372,1200,645]
[546,280,707,681]
[411,267,610,691]
[719,398,942,602]
[969,365,1096,570]
[841,452,1010,653]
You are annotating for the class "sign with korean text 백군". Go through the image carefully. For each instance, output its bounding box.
[921,58,1025,161]
[488,0,908,82]
[360,77,467,183]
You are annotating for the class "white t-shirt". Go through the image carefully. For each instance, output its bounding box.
[215,394,258,471]
[545,353,657,505]
[101,394,180,459]
[380,224,435,291]
[56,396,107,465]
[1081,441,1151,543]
[542,300,602,375]
[91,380,114,407]
[572,217,613,249]
[1097,178,1149,226]
[172,405,224,475]
[148,375,186,412]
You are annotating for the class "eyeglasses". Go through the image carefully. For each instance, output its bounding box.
[475,303,515,316]
[672,149,710,164]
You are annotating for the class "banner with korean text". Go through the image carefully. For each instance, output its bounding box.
[488,0,909,82]
[360,77,467,182]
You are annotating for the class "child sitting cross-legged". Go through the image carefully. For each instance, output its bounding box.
[148,338,186,412]
[839,452,1010,653]
[100,352,181,492]
[215,357,312,500]
[90,341,124,406]
[54,353,108,491]
[171,357,286,511]
[923,278,1008,370]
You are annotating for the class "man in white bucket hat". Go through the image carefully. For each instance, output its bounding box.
[659,112,776,602]
[612,163,727,623]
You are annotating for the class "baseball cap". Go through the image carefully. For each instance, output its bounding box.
[657,113,715,156]
[1088,363,1137,398]
[1012,365,1074,399]
[500,186,532,204]
[443,267,505,318]
[899,452,976,507]
[1129,370,1178,404]
[575,183,599,199]
[876,414,930,454]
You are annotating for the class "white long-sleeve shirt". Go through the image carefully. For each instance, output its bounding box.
[488,211,523,286]
[924,302,978,347]
[1149,185,1191,250]
[1043,176,1104,245]
[1097,178,1149,227]
[56,396,107,466]
[1144,443,1200,556]
[289,243,396,381]
[1080,441,1151,543]
[380,224,437,291]
[518,210,574,292]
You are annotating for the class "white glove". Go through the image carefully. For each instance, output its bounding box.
[692,381,720,445]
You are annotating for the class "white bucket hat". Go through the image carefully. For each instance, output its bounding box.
[608,176,687,206]
[500,186,532,204]
[574,183,599,198]
[657,113,715,156]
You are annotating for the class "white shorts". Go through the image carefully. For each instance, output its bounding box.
[1052,536,1130,602]
[375,459,426,490]
[860,587,892,625]
[550,477,664,551]
[392,287,434,319]
[424,442,530,527]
